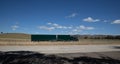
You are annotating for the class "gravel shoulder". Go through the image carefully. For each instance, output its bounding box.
[0,45,120,54]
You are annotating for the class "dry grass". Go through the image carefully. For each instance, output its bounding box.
[0,33,120,45]
[0,33,31,39]
[0,39,120,46]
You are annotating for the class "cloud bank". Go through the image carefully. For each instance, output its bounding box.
[38,22,95,34]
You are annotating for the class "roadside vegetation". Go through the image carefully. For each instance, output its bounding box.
[0,33,120,45]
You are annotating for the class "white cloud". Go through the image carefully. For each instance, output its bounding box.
[38,26,55,31]
[72,25,94,33]
[47,22,72,29]
[111,20,120,24]
[11,25,19,30]
[72,29,81,32]
[47,22,52,25]
[79,25,86,29]
[65,13,78,18]
[67,26,72,29]
[38,22,96,35]
[72,29,78,32]
[39,23,94,34]
[52,23,62,28]
[83,17,100,22]
[79,25,94,30]
[38,23,73,31]
[103,20,108,22]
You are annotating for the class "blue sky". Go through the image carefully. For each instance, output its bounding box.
[0,0,120,35]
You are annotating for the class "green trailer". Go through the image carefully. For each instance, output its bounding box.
[31,35,56,41]
[31,35,78,41]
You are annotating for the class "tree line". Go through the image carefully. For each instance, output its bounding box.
[74,35,120,39]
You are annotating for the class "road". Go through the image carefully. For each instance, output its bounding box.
[0,45,120,54]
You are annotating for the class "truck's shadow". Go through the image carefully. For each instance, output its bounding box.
[112,46,120,49]
[0,51,120,64]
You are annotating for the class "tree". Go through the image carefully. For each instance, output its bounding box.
[1,32,3,34]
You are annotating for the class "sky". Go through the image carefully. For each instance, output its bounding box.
[0,0,120,35]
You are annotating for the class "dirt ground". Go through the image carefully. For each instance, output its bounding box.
[0,51,120,64]
[0,45,120,54]
[0,45,120,64]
